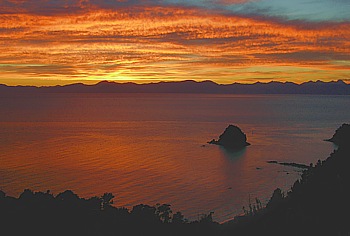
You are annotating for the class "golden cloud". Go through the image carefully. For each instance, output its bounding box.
[0,6,349,85]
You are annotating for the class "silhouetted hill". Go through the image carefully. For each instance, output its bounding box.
[1,80,349,94]
[224,123,350,236]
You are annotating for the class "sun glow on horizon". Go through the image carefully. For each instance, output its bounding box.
[0,3,349,86]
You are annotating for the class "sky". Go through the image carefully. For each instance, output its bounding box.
[0,0,349,85]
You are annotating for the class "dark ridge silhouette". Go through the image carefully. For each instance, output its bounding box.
[1,124,350,235]
[208,125,250,150]
[1,79,350,94]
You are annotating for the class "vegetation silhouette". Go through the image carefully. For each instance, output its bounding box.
[1,124,350,235]
[0,189,219,236]
[224,123,350,236]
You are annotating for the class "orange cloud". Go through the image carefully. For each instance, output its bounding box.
[0,6,349,85]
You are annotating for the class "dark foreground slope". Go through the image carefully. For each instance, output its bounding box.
[224,123,350,236]
[1,124,350,236]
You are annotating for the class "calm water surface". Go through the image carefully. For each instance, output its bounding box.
[1,93,349,222]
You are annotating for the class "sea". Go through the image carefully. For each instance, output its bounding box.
[1,93,349,222]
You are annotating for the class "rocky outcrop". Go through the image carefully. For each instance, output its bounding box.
[267,161,309,169]
[208,125,250,150]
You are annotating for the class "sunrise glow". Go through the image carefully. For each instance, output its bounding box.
[0,0,349,85]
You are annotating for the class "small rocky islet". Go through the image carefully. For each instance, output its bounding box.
[208,124,250,150]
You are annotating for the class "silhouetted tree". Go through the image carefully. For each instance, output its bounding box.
[19,188,34,200]
[101,192,114,210]
[266,188,284,208]
[56,190,79,202]
[131,204,160,224]
[172,211,186,224]
[199,212,214,224]
[156,203,172,223]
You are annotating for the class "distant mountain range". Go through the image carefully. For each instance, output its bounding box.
[1,80,350,95]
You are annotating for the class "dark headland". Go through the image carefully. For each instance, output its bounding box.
[325,123,350,146]
[1,124,350,236]
[1,80,350,94]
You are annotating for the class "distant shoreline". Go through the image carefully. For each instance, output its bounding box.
[1,80,350,95]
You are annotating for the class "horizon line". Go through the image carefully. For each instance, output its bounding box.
[1,79,349,88]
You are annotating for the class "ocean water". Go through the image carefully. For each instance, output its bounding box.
[0,93,349,222]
